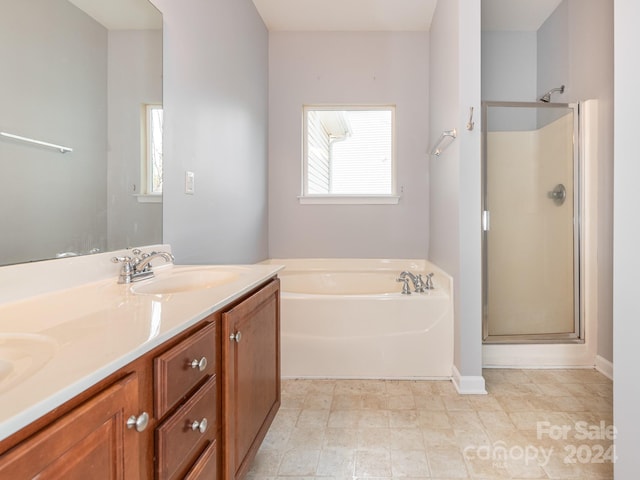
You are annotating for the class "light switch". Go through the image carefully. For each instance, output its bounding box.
[185,171,195,194]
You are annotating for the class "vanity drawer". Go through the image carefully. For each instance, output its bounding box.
[184,439,218,480]
[155,321,216,418]
[156,375,217,480]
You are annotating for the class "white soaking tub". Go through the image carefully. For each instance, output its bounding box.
[263,259,454,379]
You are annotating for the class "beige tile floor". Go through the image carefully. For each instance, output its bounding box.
[246,369,613,479]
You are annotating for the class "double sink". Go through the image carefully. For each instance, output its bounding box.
[0,265,245,392]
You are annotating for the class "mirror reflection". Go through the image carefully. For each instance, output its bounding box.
[0,0,162,266]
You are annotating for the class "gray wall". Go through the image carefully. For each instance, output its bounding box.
[107,30,163,251]
[482,31,537,103]
[0,0,108,264]
[614,1,640,475]
[429,0,484,385]
[538,0,614,363]
[151,0,269,264]
[268,32,430,259]
[569,0,614,365]
[537,1,570,101]
[481,31,537,130]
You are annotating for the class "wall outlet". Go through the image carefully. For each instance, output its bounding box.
[185,171,195,194]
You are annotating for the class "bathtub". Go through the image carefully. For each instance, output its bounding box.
[263,259,454,379]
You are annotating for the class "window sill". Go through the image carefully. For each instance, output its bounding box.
[134,194,162,204]
[298,195,400,205]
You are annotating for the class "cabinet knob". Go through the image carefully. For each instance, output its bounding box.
[229,331,242,343]
[126,412,149,432]
[190,417,208,434]
[190,356,208,371]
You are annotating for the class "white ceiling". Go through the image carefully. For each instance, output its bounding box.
[65,0,563,34]
[252,0,563,32]
[482,0,563,31]
[67,0,161,30]
[252,0,438,32]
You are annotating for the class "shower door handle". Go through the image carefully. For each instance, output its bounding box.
[547,184,566,206]
[482,211,490,232]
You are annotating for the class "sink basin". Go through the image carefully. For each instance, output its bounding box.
[0,333,58,392]
[130,268,240,295]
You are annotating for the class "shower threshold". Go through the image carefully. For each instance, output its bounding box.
[484,332,584,345]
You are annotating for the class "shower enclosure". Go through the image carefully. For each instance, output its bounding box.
[482,102,582,343]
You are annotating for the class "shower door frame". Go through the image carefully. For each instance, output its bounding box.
[481,101,584,344]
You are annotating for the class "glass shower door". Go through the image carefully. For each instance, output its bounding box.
[482,102,581,343]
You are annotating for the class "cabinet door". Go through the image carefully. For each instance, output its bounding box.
[222,279,280,480]
[0,373,141,479]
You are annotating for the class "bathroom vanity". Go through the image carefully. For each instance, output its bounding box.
[0,248,282,479]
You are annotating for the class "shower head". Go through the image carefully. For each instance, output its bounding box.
[539,85,565,103]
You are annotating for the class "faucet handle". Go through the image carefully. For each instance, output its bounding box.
[111,256,133,277]
[396,277,412,295]
[425,273,435,290]
[111,255,132,264]
[131,248,151,261]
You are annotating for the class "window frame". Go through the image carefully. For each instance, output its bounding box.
[137,104,163,203]
[300,104,400,205]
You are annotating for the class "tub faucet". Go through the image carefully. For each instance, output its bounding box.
[399,271,426,293]
[111,249,175,284]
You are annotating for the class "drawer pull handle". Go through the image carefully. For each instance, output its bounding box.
[190,356,208,371]
[126,412,149,432]
[190,417,208,434]
[230,331,242,343]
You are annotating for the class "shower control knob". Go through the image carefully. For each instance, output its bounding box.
[547,184,567,206]
[230,331,242,343]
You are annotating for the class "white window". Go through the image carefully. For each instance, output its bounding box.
[138,104,163,203]
[301,105,398,204]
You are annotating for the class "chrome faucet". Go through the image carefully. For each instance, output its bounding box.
[398,271,426,293]
[111,249,175,284]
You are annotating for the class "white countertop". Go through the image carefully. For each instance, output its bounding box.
[0,252,282,441]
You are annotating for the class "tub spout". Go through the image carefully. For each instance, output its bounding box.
[399,271,426,293]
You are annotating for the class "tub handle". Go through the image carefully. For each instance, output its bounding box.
[396,277,412,295]
[425,273,435,290]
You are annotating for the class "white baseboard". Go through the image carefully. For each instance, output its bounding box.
[451,365,487,395]
[595,355,613,380]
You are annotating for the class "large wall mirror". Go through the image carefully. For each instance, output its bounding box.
[0,0,162,266]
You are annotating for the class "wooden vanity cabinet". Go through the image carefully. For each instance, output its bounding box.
[0,277,280,480]
[222,278,281,480]
[0,373,144,479]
